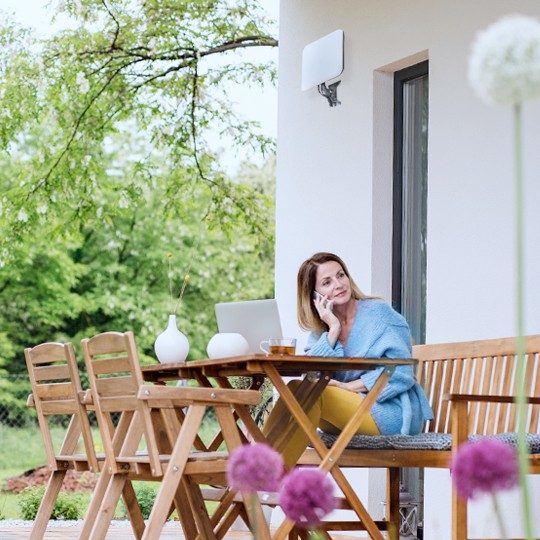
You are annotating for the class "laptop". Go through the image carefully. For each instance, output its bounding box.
[214,299,283,354]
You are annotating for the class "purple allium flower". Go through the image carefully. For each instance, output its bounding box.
[451,439,519,500]
[227,443,284,493]
[279,468,336,528]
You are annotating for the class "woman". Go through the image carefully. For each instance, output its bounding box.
[263,252,432,468]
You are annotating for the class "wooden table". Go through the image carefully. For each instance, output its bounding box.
[142,354,416,540]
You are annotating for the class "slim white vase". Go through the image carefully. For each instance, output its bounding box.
[154,314,189,364]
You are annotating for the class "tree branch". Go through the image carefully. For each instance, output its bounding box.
[101,0,121,50]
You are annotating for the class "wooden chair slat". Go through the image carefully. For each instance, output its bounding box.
[96,375,138,396]
[33,364,71,381]
[92,356,132,375]
[40,400,81,415]
[86,331,129,356]
[95,396,139,412]
[35,382,76,400]
[26,342,68,364]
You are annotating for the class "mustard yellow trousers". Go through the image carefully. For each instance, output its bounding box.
[262,380,379,469]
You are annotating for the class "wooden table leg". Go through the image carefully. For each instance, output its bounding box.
[265,364,394,540]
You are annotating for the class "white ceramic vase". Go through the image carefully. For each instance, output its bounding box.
[154,314,189,364]
[206,332,249,359]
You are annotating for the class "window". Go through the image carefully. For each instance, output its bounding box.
[392,61,429,345]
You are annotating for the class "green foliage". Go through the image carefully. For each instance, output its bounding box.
[0,2,277,423]
[118,482,158,520]
[0,1,278,252]
[18,486,84,520]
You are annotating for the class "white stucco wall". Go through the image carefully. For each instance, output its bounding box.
[276,1,540,538]
[276,0,540,346]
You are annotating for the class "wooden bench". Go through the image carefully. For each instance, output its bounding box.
[299,334,540,540]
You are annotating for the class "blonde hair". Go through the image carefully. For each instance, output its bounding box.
[297,252,378,333]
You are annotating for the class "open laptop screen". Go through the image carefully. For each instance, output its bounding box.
[214,299,283,354]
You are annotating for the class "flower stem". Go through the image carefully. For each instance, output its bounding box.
[491,493,508,539]
[513,102,533,540]
[250,492,259,540]
[167,254,174,314]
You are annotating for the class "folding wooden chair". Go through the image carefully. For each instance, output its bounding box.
[137,383,268,540]
[24,341,100,540]
[80,330,267,540]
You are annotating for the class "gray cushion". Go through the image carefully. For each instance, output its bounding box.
[318,431,540,452]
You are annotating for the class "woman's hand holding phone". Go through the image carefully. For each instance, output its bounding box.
[313,291,340,346]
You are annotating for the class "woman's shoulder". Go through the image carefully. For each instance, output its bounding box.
[359,299,408,327]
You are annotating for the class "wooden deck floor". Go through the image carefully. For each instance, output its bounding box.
[0,523,365,539]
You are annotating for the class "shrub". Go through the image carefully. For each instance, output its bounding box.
[119,483,158,519]
[18,486,84,520]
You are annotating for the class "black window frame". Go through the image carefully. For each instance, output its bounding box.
[392,60,429,313]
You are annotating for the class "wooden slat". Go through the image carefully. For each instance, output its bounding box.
[86,332,128,356]
[96,375,138,396]
[486,355,503,434]
[429,361,444,432]
[477,356,495,434]
[446,394,540,405]
[468,357,484,432]
[528,354,540,432]
[40,400,80,415]
[93,356,131,375]
[497,355,513,431]
[506,355,518,431]
[35,382,76,401]
[437,360,453,433]
[25,343,67,364]
[421,360,435,432]
[96,396,139,412]
[414,334,540,361]
[137,385,261,406]
[33,364,71,382]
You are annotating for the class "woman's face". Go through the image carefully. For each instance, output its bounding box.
[314,261,352,305]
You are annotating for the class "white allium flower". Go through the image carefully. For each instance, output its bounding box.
[118,191,130,209]
[76,71,90,94]
[37,204,48,215]
[469,14,540,105]
[17,209,28,222]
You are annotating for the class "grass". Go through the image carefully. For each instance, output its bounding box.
[0,417,221,520]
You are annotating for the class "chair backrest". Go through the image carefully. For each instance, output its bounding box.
[24,342,98,471]
[414,335,540,435]
[81,331,161,475]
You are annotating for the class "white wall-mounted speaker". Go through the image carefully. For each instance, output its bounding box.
[301,29,344,91]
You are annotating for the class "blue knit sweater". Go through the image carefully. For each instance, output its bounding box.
[305,299,433,435]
